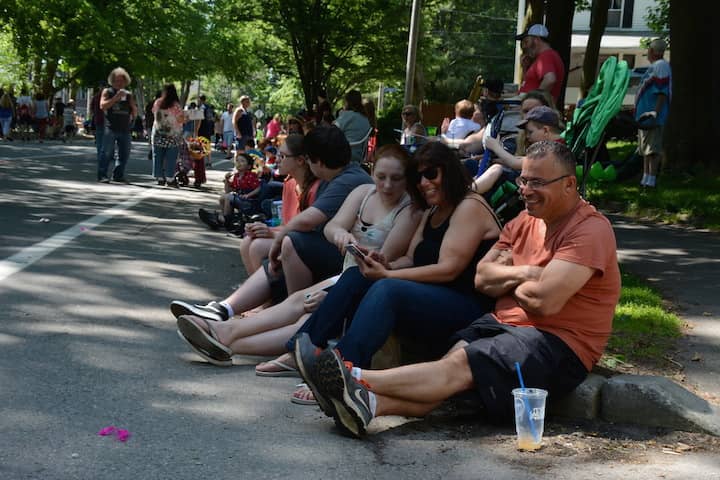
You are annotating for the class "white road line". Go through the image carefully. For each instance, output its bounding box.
[0,189,156,283]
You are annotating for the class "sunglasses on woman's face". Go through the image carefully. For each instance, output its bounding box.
[417,166,440,182]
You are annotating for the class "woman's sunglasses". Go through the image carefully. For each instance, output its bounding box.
[417,166,440,182]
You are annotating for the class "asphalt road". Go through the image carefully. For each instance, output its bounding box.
[1,139,718,479]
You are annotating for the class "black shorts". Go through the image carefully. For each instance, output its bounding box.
[286,230,343,283]
[452,314,587,422]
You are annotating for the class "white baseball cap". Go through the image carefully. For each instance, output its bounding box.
[516,24,549,40]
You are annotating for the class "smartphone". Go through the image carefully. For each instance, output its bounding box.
[345,243,366,261]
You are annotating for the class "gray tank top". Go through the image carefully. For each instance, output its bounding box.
[343,186,411,270]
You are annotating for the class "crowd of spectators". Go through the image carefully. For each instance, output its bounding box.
[166,23,629,441]
[4,25,671,441]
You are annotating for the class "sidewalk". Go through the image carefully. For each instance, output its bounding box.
[610,214,720,401]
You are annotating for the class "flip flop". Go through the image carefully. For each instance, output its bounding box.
[255,359,300,377]
[177,315,233,367]
[290,383,318,406]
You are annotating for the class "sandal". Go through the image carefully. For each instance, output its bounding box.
[290,383,317,406]
[176,315,233,367]
[255,354,299,377]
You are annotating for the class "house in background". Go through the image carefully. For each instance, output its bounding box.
[566,0,666,105]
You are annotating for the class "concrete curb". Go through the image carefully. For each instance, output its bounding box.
[548,373,720,436]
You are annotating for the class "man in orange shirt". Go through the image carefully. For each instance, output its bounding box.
[303,141,621,438]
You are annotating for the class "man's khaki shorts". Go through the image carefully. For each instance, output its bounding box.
[638,124,664,156]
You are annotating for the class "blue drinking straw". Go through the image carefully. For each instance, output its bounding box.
[514,362,540,443]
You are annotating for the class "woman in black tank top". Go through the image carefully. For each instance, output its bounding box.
[290,142,502,370]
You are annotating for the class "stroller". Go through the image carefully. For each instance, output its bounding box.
[460,100,526,226]
[563,56,630,195]
[178,136,211,188]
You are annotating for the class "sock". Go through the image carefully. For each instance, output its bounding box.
[351,367,362,380]
[640,174,648,186]
[647,175,657,187]
[368,391,377,417]
[219,301,234,318]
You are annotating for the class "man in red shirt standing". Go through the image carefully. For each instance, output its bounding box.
[517,24,566,104]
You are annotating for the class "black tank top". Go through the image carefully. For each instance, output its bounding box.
[412,207,497,306]
[103,88,132,133]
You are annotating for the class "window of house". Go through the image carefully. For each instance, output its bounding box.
[607,0,623,28]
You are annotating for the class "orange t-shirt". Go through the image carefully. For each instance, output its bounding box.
[280,177,321,224]
[492,200,621,370]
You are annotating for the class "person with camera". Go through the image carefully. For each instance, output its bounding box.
[98,67,137,183]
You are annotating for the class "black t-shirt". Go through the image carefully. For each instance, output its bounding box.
[103,88,132,133]
[235,109,253,137]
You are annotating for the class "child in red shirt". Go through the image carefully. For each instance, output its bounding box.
[220,153,261,228]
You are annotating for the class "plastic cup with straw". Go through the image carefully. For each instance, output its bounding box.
[512,361,548,451]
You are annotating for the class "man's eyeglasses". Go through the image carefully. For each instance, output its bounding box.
[417,166,440,182]
[515,174,570,189]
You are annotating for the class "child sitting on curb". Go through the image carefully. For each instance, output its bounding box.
[198,153,261,232]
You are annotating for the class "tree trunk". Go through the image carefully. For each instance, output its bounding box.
[581,0,610,98]
[545,0,575,108]
[664,0,713,171]
[525,0,545,26]
[40,59,59,99]
[180,80,191,107]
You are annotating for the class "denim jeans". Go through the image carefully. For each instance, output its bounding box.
[289,267,494,368]
[95,127,105,167]
[100,128,131,180]
[152,144,179,179]
[0,116,11,136]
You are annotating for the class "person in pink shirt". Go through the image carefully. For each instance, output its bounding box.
[517,24,566,104]
[265,113,282,141]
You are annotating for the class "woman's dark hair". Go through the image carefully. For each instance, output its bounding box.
[304,125,351,169]
[159,84,180,110]
[413,141,471,208]
[374,144,427,210]
[344,90,365,115]
[363,98,377,128]
[284,133,317,210]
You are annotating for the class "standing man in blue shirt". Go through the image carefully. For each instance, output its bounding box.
[635,39,671,188]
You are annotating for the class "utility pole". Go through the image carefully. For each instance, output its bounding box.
[403,0,422,106]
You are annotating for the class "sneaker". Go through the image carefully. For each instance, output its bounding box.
[98,176,110,183]
[170,300,230,322]
[316,348,373,438]
[157,178,166,186]
[167,179,179,188]
[294,333,334,417]
[198,208,220,230]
